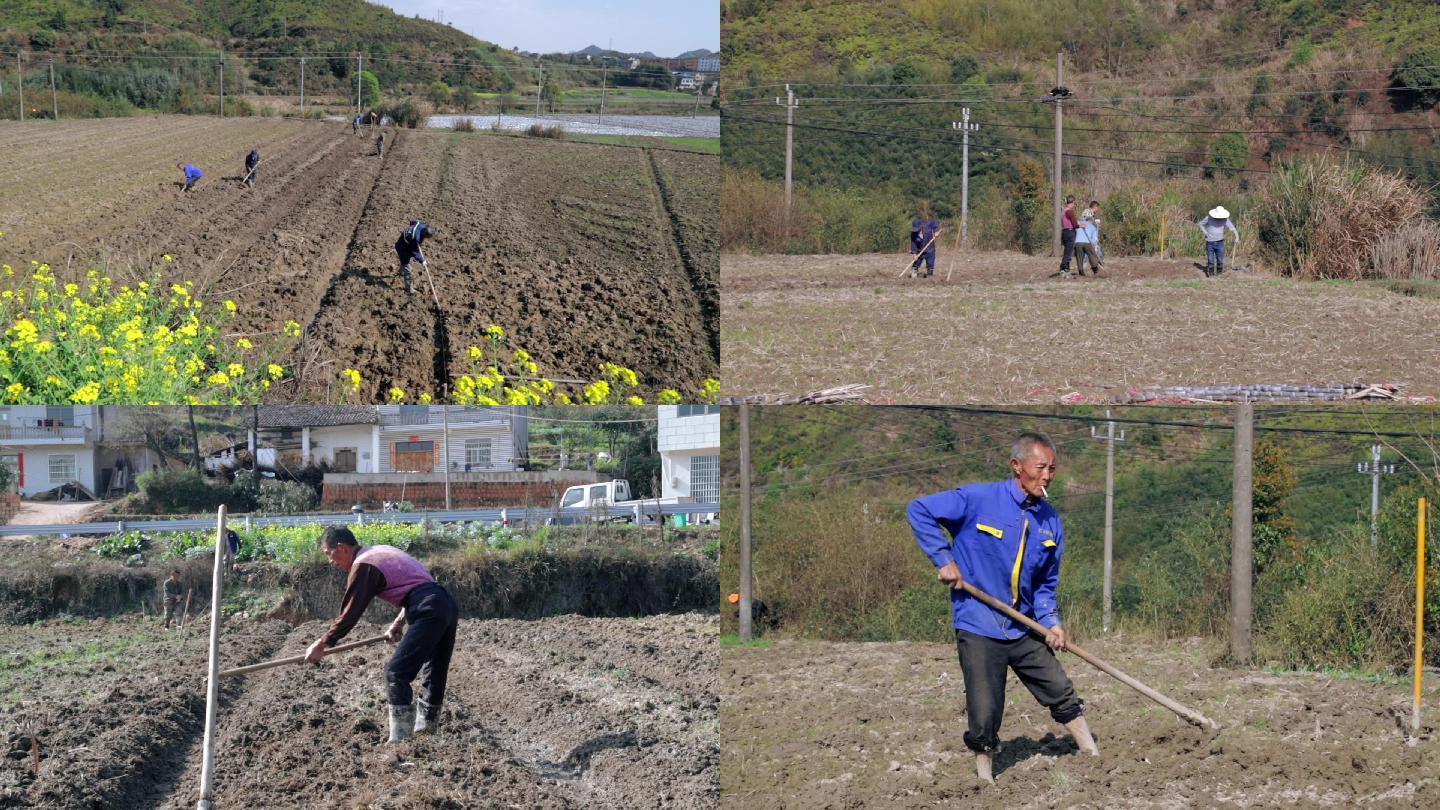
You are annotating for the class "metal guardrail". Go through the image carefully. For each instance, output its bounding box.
[0,425,90,441]
[0,502,721,537]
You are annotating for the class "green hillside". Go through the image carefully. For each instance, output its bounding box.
[720,405,1440,672]
[721,1,1440,263]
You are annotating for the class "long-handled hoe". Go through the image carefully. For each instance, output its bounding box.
[899,230,941,279]
[961,581,1220,730]
[218,634,389,678]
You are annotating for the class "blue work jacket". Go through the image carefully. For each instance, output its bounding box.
[907,477,1064,639]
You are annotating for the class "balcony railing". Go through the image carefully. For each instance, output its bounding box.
[0,422,90,441]
[379,408,508,427]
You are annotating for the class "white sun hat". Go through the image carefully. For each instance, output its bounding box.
[1209,206,1230,219]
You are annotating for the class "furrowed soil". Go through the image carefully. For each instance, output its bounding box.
[720,252,1440,403]
[2,612,716,809]
[721,636,1440,808]
[0,117,719,397]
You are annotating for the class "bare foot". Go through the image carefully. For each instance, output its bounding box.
[975,752,994,784]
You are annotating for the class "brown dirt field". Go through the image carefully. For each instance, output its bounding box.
[1,612,717,809]
[0,117,719,398]
[721,637,1440,808]
[721,252,1440,404]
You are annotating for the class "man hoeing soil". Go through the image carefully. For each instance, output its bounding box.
[305,526,459,743]
[907,431,1098,783]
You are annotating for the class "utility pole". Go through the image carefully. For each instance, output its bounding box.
[1091,410,1125,634]
[598,53,608,124]
[952,108,980,248]
[49,59,57,120]
[299,56,305,114]
[17,52,23,121]
[776,84,799,215]
[356,54,363,115]
[442,405,452,511]
[1052,52,1064,258]
[1357,444,1396,548]
[1230,398,1254,664]
[535,62,543,115]
[219,57,224,117]
[739,403,753,642]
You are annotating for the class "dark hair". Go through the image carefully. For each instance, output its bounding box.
[320,526,359,548]
[1065,195,1075,204]
[1088,200,1099,207]
[171,569,181,576]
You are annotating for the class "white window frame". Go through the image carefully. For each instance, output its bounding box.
[465,438,492,468]
[48,453,77,484]
[690,454,719,503]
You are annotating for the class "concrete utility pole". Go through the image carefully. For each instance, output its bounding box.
[1230,399,1254,665]
[17,52,23,121]
[535,62,543,115]
[776,84,799,214]
[442,405,452,511]
[1357,444,1397,548]
[1091,411,1125,634]
[598,53,608,124]
[1052,52,1064,258]
[219,58,224,117]
[739,403,754,642]
[49,59,57,120]
[357,54,363,115]
[952,108,980,248]
[299,57,305,114]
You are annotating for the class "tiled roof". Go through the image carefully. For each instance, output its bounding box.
[257,406,378,428]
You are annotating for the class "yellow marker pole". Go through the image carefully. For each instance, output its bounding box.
[1415,497,1427,734]
[1159,218,1167,258]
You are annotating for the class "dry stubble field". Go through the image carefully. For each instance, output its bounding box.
[722,636,1440,808]
[0,117,718,398]
[721,252,1440,403]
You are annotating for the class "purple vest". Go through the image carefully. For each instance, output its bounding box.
[354,545,435,606]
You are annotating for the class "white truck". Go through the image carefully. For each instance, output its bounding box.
[550,479,715,526]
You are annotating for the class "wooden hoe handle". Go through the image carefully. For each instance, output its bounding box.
[219,634,389,678]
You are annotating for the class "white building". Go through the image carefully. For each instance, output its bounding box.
[0,406,163,497]
[656,405,720,504]
[248,406,529,474]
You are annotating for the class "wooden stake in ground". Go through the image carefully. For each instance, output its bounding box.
[219,634,389,678]
[180,587,194,630]
[960,581,1220,730]
[197,505,228,810]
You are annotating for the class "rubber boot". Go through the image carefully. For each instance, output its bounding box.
[414,700,439,735]
[403,268,416,295]
[388,704,415,743]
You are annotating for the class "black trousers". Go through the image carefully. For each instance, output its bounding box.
[387,583,459,708]
[955,628,1084,753]
[1059,228,1076,271]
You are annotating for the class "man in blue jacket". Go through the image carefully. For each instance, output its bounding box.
[909,210,941,278]
[395,219,434,295]
[178,162,204,192]
[908,432,1098,784]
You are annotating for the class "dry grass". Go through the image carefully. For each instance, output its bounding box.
[1368,219,1440,279]
[721,251,1440,403]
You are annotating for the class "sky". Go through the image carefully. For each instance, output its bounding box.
[375,1,719,57]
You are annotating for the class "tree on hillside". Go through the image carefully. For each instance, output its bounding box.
[1393,47,1440,110]
[1250,439,1300,576]
[360,70,381,107]
[427,80,452,108]
[1209,133,1250,179]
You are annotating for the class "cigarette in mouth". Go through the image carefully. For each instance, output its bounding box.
[1041,485,1049,499]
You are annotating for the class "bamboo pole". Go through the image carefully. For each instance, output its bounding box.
[1415,497,1427,734]
[220,634,389,678]
[960,581,1220,730]
[196,505,227,810]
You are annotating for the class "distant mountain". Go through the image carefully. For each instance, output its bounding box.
[575,45,607,56]
[676,49,715,59]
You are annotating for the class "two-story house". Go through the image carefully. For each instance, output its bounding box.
[657,405,721,505]
[0,406,163,498]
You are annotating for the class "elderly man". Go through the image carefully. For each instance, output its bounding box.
[305,526,459,743]
[1197,205,1241,277]
[907,432,1098,784]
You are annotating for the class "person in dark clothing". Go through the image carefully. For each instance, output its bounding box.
[178,162,204,192]
[395,219,434,295]
[910,212,941,278]
[224,528,241,575]
[375,130,385,157]
[163,570,184,629]
[1059,196,1080,277]
[305,526,459,743]
[242,150,260,188]
[353,114,362,134]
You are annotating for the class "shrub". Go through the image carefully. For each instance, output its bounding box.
[1253,155,1427,278]
[136,469,256,514]
[257,479,317,513]
[95,532,149,559]
[452,118,476,132]
[384,98,432,129]
[1367,220,1440,279]
[526,123,567,139]
[1393,47,1440,110]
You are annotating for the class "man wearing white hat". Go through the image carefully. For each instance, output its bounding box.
[1197,206,1240,277]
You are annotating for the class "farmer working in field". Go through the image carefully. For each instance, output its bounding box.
[1059,196,1079,278]
[1073,201,1103,276]
[395,219,434,295]
[909,208,941,278]
[243,149,261,188]
[178,162,204,192]
[224,528,241,576]
[163,569,183,629]
[907,432,1098,784]
[305,526,459,743]
[1197,205,1241,277]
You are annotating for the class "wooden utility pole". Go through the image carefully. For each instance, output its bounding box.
[1230,398,1254,664]
[299,56,305,114]
[777,84,799,214]
[739,404,754,642]
[17,52,23,121]
[1052,52,1064,258]
[196,506,228,810]
[535,62,543,115]
[441,405,452,511]
[1091,410,1124,633]
[48,59,56,120]
[219,57,224,117]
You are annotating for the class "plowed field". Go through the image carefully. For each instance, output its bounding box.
[0,117,718,398]
[1,612,718,808]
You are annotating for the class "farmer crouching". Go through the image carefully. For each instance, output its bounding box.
[305,526,459,742]
[907,431,1098,784]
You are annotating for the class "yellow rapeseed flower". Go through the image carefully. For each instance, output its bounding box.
[226,363,245,378]
[223,300,237,313]
[163,254,173,263]
[267,364,284,379]
[388,387,405,403]
[236,338,253,350]
[485,325,505,340]
[70,382,101,405]
[626,395,644,406]
[5,382,26,398]
[658,389,682,404]
[33,340,54,354]
[342,368,362,391]
[419,392,433,404]
[208,372,230,386]
[285,320,302,337]
[467,345,484,361]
